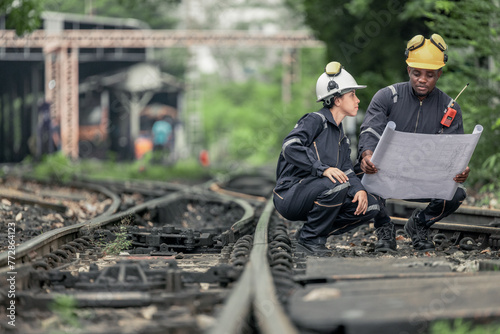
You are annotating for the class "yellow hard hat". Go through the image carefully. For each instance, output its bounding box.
[405,34,448,70]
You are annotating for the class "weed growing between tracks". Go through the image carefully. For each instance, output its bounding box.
[48,295,81,331]
[100,214,133,256]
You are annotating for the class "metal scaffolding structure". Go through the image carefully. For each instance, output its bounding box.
[0,29,323,159]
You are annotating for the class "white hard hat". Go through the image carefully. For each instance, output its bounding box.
[316,62,366,102]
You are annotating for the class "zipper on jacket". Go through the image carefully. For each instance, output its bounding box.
[313,141,320,161]
[414,100,423,133]
[335,130,344,167]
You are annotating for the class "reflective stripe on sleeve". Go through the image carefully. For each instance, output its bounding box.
[360,127,381,140]
[282,137,301,152]
[312,112,327,129]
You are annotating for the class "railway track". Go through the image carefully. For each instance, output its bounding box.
[0,174,273,333]
[387,198,500,227]
[1,174,500,333]
[0,177,122,255]
[387,199,500,252]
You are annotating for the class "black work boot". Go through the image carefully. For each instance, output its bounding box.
[374,221,397,253]
[296,239,332,257]
[404,209,435,251]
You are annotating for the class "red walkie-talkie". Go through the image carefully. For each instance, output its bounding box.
[441,83,469,127]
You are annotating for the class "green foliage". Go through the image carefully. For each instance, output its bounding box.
[284,0,429,109]
[26,153,210,184]
[431,319,500,334]
[1,0,181,35]
[1,0,44,35]
[31,152,78,183]
[102,223,132,255]
[43,0,181,29]
[200,47,326,167]
[50,294,80,330]
[153,48,189,78]
[126,157,210,182]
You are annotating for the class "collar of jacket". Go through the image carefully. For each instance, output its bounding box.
[319,107,342,128]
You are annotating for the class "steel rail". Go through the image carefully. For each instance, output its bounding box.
[392,216,500,250]
[84,189,256,238]
[392,217,500,235]
[80,177,186,193]
[0,188,68,212]
[0,182,121,267]
[209,198,298,334]
[206,258,254,334]
[251,198,299,334]
[0,187,254,269]
[387,199,500,226]
[210,182,268,203]
[209,171,276,203]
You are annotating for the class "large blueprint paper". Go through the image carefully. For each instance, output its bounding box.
[361,121,483,200]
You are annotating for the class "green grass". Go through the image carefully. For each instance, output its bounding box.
[49,294,81,331]
[431,319,500,334]
[22,152,214,184]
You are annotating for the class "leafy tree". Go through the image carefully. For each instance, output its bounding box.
[43,0,181,29]
[1,0,180,35]
[284,0,429,107]
[0,0,44,35]
[201,47,326,167]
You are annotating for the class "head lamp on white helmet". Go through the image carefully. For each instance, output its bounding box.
[316,62,366,106]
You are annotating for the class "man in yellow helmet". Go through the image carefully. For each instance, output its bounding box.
[357,34,471,252]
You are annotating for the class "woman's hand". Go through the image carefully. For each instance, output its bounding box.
[323,167,349,184]
[352,190,368,215]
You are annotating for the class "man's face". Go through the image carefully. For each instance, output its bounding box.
[407,67,442,97]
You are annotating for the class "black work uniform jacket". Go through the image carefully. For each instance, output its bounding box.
[358,81,464,157]
[275,107,364,197]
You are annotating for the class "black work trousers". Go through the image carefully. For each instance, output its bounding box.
[273,176,380,245]
[374,186,467,227]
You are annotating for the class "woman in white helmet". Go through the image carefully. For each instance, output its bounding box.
[273,62,381,256]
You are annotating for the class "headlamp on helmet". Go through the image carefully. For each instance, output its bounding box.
[316,62,366,106]
[405,33,448,70]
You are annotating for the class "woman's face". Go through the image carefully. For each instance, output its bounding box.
[337,90,360,117]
